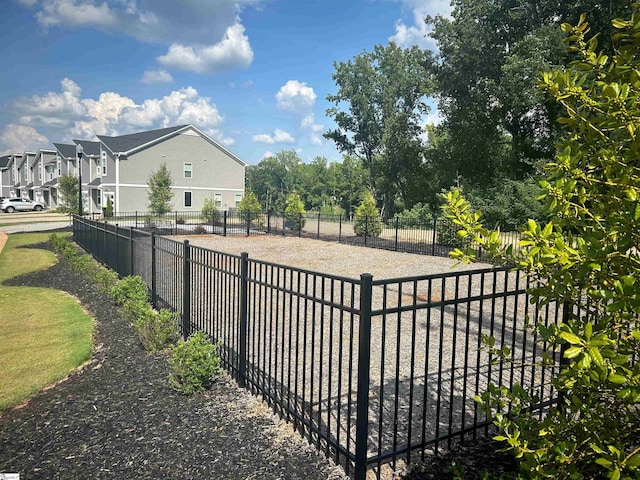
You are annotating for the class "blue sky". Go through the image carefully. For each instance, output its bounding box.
[0,0,450,164]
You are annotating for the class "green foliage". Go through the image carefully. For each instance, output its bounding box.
[318,203,345,217]
[134,309,179,353]
[237,190,262,224]
[463,179,545,231]
[394,202,434,228]
[57,174,80,215]
[201,197,219,224]
[284,191,306,231]
[169,331,221,394]
[325,43,432,217]
[104,196,113,217]
[110,275,148,307]
[444,12,640,479]
[147,163,174,215]
[353,193,382,237]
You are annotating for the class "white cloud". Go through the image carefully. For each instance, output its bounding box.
[141,69,174,84]
[389,0,452,50]
[276,80,316,112]
[7,78,234,148]
[262,150,274,159]
[157,23,253,74]
[0,124,49,155]
[35,0,119,28]
[301,113,324,146]
[252,128,295,144]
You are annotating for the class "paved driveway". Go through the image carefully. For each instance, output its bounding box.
[0,211,72,233]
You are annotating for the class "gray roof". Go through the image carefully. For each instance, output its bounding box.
[88,177,101,186]
[0,155,9,169]
[97,125,188,154]
[53,143,77,159]
[73,139,101,156]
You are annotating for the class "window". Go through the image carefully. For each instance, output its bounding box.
[184,163,192,178]
[38,162,42,181]
[184,191,192,207]
[214,193,222,208]
[100,152,107,176]
[96,190,102,207]
[235,194,242,207]
[56,157,61,176]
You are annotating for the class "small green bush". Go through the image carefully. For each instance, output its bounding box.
[284,191,306,231]
[169,331,221,394]
[110,276,148,307]
[437,217,471,248]
[193,224,207,234]
[201,197,219,224]
[353,193,382,237]
[135,309,179,352]
[92,268,120,294]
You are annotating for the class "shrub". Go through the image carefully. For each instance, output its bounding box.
[394,202,434,228]
[237,190,262,226]
[92,268,120,294]
[284,191,306,231]
[176,216,185,225]
[201,197,219,224]
[193,224,207,234]
[319,203,345,217]
[169,331,221,394]
[110,276,148,307]
[444,13,640,479]
[353,192,382,237]
[135,309,179,353]
[104,196,114,217]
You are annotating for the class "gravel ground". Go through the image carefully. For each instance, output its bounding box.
[0,239,347,480]
[0,221,72,234]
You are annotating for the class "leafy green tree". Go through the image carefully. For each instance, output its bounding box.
[147,163,174,215]
[57,174,79,214]
[200,197,218,224]
[284,191,306,231]
[427,0,632,190]
[237,190,262,224]
[104,196,114,217]
[444,13,640,478]
[353,192,382,237]
[325,43,432,217]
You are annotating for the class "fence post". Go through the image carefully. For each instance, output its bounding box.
[355,273,373,480]
[339,214,342,243]
[317,212,321,239]
[432,216,438,256]
[395,216,399,251]
[135,211,138,229]
[267,211,271,234]
[283,211,286,236]
[175,211,178,235]
[364,216,368,247]
[246,212,251,236]
[223,211,227,237]
[238,252,249,387]
[129,227,134,276]
[182,240,191,340]
[151,232,157,308]
[298,213,302,237]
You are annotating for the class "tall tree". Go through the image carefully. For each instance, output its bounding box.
[57,174,79,215]
[427,0,632,188]
[325,43,433,217]
[147,163,174,215]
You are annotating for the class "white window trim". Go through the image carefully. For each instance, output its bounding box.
[183,162,193,179]
[101,152,107,176]
[184,191,193,208]
[214,193,222,208]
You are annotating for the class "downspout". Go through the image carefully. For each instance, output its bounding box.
[116,153,120,214]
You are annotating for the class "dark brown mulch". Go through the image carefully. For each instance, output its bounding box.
[0,241,344,480]
[401,440,519,479]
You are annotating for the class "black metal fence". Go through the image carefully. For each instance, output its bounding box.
[73,216,560,479]
[100,210,523,260]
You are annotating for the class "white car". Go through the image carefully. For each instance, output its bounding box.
[0,197,46,213]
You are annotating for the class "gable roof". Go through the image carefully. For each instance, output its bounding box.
[53,143,77,159]
[73,139,100,156]
[97,125,188,155]
[0,155,9,169]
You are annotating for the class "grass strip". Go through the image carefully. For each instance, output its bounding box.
[0,233,93,411]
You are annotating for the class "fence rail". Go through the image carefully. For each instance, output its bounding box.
[73,216,559,479]
[96,210,523,261]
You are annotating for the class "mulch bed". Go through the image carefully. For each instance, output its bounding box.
[0,240,346,480]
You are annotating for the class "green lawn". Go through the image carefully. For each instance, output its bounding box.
[0,233,94,411]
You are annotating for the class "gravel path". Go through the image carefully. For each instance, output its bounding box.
[0,221,72,234]
[0,241,347,480]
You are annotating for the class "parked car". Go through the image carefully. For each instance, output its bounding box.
[0,197,46,213]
